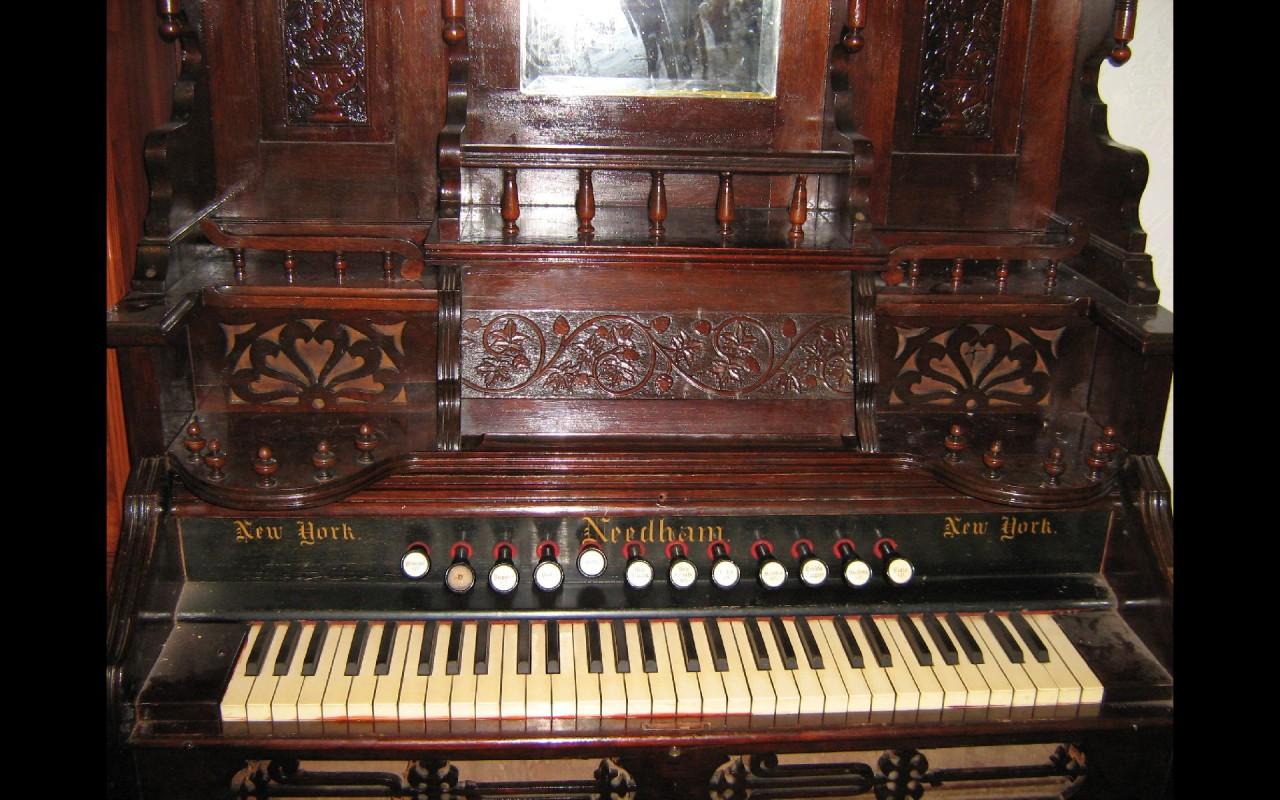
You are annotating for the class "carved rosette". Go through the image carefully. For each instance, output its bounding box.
[283,0,369,124]
[915,0,1004,137]
[888,324,1064,410]
[460,312,855,399]
[220,318,408,408]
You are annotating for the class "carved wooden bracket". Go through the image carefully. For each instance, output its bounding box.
[1109,0,1138,65]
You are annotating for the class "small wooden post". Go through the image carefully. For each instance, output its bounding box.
[716,172,735,236]
[787,175,808,239]
[576,169,596,235]
[501,168,520,235]
[648,171,667,236]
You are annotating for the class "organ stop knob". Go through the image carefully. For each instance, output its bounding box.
[834,539,872,588]
[708,542,741,589]
[666,542,698,589]
[400,544,431,579]
[876,538,915,586]
[623,542,654,589]
[576,539,607,578]
[444,543,476,594]
[753,541,788,590]
[489,543,520,594]
[533,542,564,592]
[793,539,828,587]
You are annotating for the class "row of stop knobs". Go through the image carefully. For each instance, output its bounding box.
[399,538,915,594]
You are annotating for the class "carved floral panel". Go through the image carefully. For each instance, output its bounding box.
[283,0,369,124]
[888,323,1063,410]
[460,312,855,399]
[915,0,1004,137]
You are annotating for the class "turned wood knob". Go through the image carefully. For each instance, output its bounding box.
[943,424,966,463]
[183,420,206,463]
[982,440,1005,478]
[253,445,279,488]
[203,438,227,482]
[312,440,337,481]
[1043,447,1064,486]
[355,423,378,464]
[1098,425,1119,455]
[996,260,1010,292]
[1085,441,1110,480]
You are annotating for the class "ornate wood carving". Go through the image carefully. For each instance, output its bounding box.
[853,272,879,452]
[461,312,855,399]
[888,324,1064,410]
[915,0,1005,138]
[283,0,369,125]
[437,264,462,450]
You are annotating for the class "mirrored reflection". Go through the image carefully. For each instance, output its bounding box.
[521,0,780,98]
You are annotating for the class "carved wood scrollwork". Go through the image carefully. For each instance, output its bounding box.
[460,312,855,400]
[437,264,462,450]
[283,0,369,125]
[915,0,1005,138]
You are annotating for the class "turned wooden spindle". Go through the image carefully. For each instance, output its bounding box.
[334,251,348,282]
[441,0,466,44]
[283,250,296,282]
[1098,425,1119,455]
[996,259,1009,292]
[183,419,206,463]
[382,251,394,280]
[648,171,668,236]
[232,249,245,282]
[576,169,596,235]
[312,440,337,482]
[716,172,735,236]
[1086,440,1110,481]
[158,0,183,39]
[1045,260,1059,289]
[943,424,967,463]
[1043,447,1065,487]
[908,260,921,288]
[203,438,227,482]
[1109,0,1137,65]
[787,175,808,239]
[355,423,378,464]
[501,168,520,235]
[951,258,965,288]
[982,440,1005,479]
[841,0,867,52]
[253,445,279,488]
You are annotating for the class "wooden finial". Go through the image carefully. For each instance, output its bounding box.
[1099,425,1119,455]
[1045,260,1059,290]
[1043,447,1064,486]
[158,0,183,39]
[183,420,206,463]
[203,438,227,482]
[951,258,965,288]
[982,440,1005,479]
[908,260,921,288]
[253,445,279,488]
[943,424,966,463]
[312,440,337,482]
[716,172,735,236]
[576,169,596,235]
[283,250,296,282]
[232,249,246,283]
[501,168,520,235]
[787,175,808,239]
[648,171,667,236]
[1108,0,1137,65]
[841,0,866,52]
[996,259,1009,292]
[334,251,347,282]
[355,423,378,464]
[441,0,466,44]
[1086,440,1110,480]
[382,251,394,280]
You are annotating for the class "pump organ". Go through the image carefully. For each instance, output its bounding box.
[106,0,1173,797]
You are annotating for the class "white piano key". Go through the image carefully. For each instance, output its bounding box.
[298,624,341,721]
[374,623,410,720]
[321,624,357,720]
[1029,614,1103,704]
[924,616,990,710]
[646,620,678,716]
[781,618,825,715]
[500,624,526,719]
[621,622,652,717]
[346,623,385,719]
[817,618,882,713]
[993,613,1058,706]
[598,621,628,717]
[965,615,1036,707]
[571,622,601,717]
[800,618,849,715]
[955,615,1012,708]
[907,615,968,708]
[689,618,727,715]
[662,621,702,716]
[245,622,289,721]
[727,619,775,716]
[475,623,504,719]
[220,622,263,722]
[423,622,453,719]
[271,623,316,722]
[550,622,577,718]
[756,619,800,715]
[865,617,918,712]
[712,620,752,715]
[880,617,943,711]
[526,622,552,718]
[449,622,479,719]
[396,623,428,721]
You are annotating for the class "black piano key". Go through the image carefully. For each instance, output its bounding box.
[832,616,863,669]
[704,619,729,672]
[639,620,658,673]
[897,615,932,666]
[795,617,823,670]
[768,617,798,670]
[922,613,959,666]
[612,619,630,673]
[984,612,1025,664]
[586,619,603,673]
[1009,612,1051,663]
[516,620,532,675]
[445,621,464,675]
[474,621,491,675]
[945,613,983,665]
[375,621,397,676]
[345,620,370,676]
[859,615,892,668]
[678,618,700,672]
[744,616,770,670]
[546,620,561,674]
[244,623,274,677]
[301,621,328,677]
[273,621,302,676]
[418,620,438,676]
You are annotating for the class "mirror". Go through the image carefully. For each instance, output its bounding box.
[521,0,781,98]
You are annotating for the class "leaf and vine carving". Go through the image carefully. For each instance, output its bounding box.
[915,0,1004,137]
[460,312,855,399]
[888,324,1064,410]
[284,0,369,124]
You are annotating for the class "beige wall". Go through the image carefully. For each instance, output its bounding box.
[1097,0,1173,495]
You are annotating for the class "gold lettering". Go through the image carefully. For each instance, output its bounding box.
[677,526,689,542]
[298,520,315,546]
[342,523,356,540]
[235,519,254,543]
[943,516,960,538]
[581,515,608,542]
